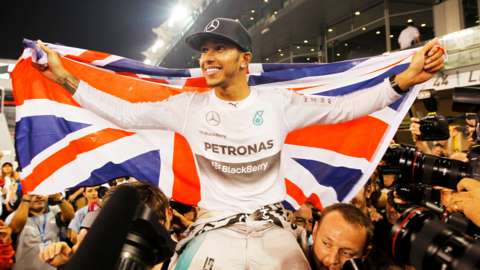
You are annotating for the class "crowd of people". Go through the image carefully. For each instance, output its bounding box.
[2,16,479,270]
[0,113,479,270]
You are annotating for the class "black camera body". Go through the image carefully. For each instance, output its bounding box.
[419,113,450,141]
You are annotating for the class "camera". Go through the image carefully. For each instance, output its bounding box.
[381,144,471,190]
[64,185,175,270]
[117,203,175,270]
[377,88,480,270]
[390,205,480,270]
[418,113,450,141]
[416,90,450,141]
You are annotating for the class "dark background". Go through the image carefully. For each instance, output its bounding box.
[0,0,170,60]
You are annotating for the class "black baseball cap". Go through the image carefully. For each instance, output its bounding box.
[185,18,252,52]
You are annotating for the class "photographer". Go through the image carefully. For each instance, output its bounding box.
[410,117,448,157]
[445,177,480,227]
[38,182,173,269]
[6,193,74,270]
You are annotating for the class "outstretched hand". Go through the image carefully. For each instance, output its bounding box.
[39,241,72,267]
[36,40,79,93]
[445,178,480,227]
[396,38,445,90]
[36,41,69,84]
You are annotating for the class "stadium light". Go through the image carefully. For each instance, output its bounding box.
[168,4,190,27]
[151,40,165,53]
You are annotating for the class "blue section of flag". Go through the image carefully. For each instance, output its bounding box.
[249,59,368,86]
[105,59,191,77]
[315,63,408,94]
[15,116,90,169]
[293,158,362,201]
[260,58,366,73]
[281,200,296,211]
[75,150,161,187]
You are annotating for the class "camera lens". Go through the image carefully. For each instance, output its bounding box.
[383,145,469,189]
[391,207,480,270]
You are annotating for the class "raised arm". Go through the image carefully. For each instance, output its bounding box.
[49,193,75,224]
[285,39,445,130]
[7,195,31,234]
[38,42,79,95]
[37,42,192,132]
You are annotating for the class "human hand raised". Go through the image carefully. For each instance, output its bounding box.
[36,40,79,93]
[395,38,445,91]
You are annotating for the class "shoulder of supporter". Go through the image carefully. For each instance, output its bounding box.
[68,206,89,231]
[70,205,88,224]
[80,207,100,230]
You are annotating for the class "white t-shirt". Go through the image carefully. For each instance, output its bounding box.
[398,26,420,49]
[74,79,401,214]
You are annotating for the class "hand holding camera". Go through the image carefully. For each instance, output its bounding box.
[446,177,480,227]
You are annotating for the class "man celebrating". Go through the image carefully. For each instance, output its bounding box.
[38,18,444,269]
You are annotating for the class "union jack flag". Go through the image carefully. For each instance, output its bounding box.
[12,39,422,210]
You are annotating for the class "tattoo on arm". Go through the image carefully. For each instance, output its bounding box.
[57,74,79,95]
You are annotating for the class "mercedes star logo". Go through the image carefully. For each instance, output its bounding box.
[205,19,220,32]
[205,111,221,126]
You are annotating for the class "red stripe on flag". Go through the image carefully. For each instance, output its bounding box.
[11,59,80,106]
[285,178,307,206]
[61,57,185,103]
[184,77,207,87]
[285,178,323,210]
[288,84,325,91]
[364,54,411,75]
[285,116,388,161]
[172,133,201,206]
[307,193,323,210]
[65,50,110,63]
[22,128,134,193]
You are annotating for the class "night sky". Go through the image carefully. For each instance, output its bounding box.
[0,0,170,61]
